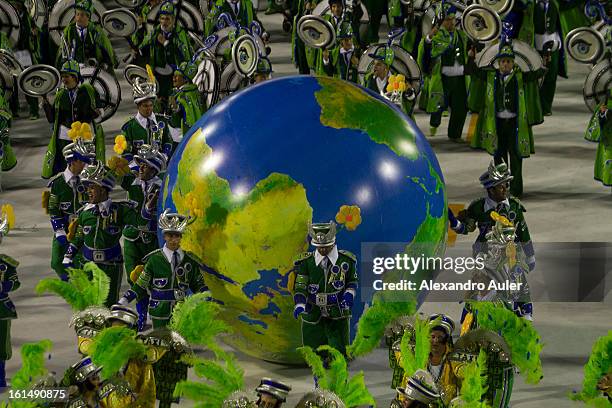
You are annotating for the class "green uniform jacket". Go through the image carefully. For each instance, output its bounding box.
[0,91,15,172]
[469,62,543,158]
[57,22,117,70]
[584,107,612,186]
[68,200,138,264]
[462,196,531,255]
[322,47,361,83]
[419,27,469,114]
[293,250,358,324]
[133,249,209,321]
[213,0,262,31]
[170,84,203,134]
[139,26,193,73]
[42,85,105,179]
[291,0,320,70]
[120,174,161,245]
[314,14,342,75]
[120,115,174,159]
[48,170,88,238]
[0,254,20,320]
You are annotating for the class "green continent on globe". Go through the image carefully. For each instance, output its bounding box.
[315,77,420,160]
[172,128,312,363]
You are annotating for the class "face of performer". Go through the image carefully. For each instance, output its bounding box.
[173,73,186,88]
[62,73,79,90]
[373,60,389,79]
[487,181,509,203]
[164,232,182,251]
[442,15,455,32]
[257,394,281,408]
[330,3,343,17]
[498,57,515,75]
[340,37,353,51]
[429,329,448,356]
[159,14,174,31]
[87,184,108,204]
[75,9,90,27]
[316,244,334,257]
[69,159,87,175]
[137,100,154,118]
[138,162,157,181]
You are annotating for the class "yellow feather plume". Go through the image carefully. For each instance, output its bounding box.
[146,64,156,84]
[1,204,15,230]
[490,211,513,227]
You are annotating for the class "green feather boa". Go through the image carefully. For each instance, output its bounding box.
[347,291,416,359]
[570,330,612,406]
[35,262,110,310]
[89,326,146,380]
[469,301,543,384]
[169,292,231,356]
[298,345,376,407]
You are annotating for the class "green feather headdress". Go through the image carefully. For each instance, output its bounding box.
[298,345,376,407]
[89,326,147,380]
[168,292,231,356]
[0,340,54,408]
[35,262,110,310]
[570,330,612,406]
[173,352,245,408]
[454,350,490,408]
[469,301,543,384]
[399,317,431,378]
[347,291,416,359]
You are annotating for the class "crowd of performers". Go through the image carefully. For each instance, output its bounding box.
[0,0,610,406]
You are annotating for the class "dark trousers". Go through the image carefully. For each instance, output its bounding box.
[430,75,468,139]
[494,117,523,197]
[539,49,559,116]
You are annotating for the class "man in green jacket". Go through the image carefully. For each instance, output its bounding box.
[139,1,194,112]
[292,221,358,357]
[45,139,96,281]
[0,91,15,173]
[120,209,211,328]
[467,43,545,197]
[41,60,105,179]
[584,88,612,187]
[422,3,469,140]
[321,21,361,83]
[169,61,203,144]
[0,209,20,388]
[62,161,138,306]
[120,76,174,162]
[452,161,536,291]
[56,0,117,71]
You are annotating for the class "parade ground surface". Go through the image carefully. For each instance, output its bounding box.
[0,12,611,407]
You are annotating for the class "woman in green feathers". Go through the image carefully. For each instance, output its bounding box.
[466,42,545,198]
[41,60,105,180]
[584,88,612,187]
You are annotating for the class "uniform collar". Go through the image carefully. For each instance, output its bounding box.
[340,46,354,55]
[162,245,184,264]
[131,176,161,187]
[135,112,157,130]
[314,245,339,267]
[484,197,510,212]
[63,167,78,183]
[84,198,112,214]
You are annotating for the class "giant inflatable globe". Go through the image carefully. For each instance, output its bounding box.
[160,76,447,364]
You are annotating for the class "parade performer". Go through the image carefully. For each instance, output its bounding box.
[584,88,612,187]
[253,56,273,84]
[388,0,423,58]
[292,221,358,357]
[56,0,117,71]
[115,144,166,330]
[571,330,612,406]
[390,370,442,408]
[41,60,105,179]
[467,41,545,197]
[213,0,268,35]
[0,91,15,172]
[255,378,292,408]
[322,22,361,83]
[44,139,96,281]
[314,0,344,75]
[169,61,203,144]
[120,209,211,328]
[118,67,174,162]
[452,161,536,284]
[0,205,19,388]
[291,0,317,74]
[62,161,138,306]
[421,3,469,139]
[138,1,193,113]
